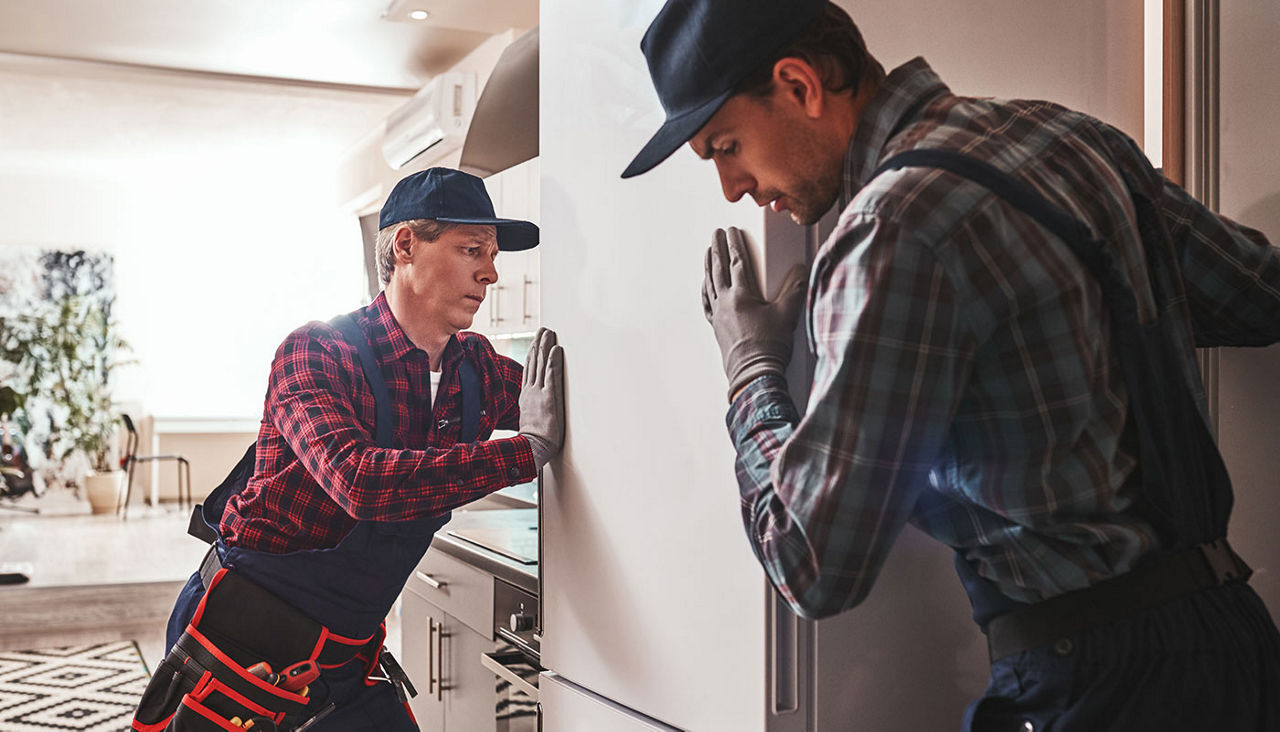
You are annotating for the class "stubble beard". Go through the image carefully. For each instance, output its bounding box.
[779,122,843,227]
[786,170,841,226]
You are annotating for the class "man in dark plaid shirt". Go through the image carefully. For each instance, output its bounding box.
[625,0,1280,729]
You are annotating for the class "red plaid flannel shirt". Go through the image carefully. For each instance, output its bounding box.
[221,293,536,553]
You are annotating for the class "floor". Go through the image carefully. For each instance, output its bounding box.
[0,505,204,669]
[0,506,404,672]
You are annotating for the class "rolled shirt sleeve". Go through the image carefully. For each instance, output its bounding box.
[728,214,973,619]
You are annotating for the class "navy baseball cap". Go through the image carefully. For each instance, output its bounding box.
[621,0,829,179]
[379,167,538,251]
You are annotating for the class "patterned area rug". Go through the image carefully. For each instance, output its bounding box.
[0,642,148,731]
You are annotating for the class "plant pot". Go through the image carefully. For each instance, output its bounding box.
[84,470,125,515]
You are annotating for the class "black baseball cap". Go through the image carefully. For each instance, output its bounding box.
[379,167,538,251]
[621,0,829,179]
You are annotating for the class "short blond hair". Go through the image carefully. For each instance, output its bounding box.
[374,219,464,285]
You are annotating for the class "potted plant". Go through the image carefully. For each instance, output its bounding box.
[0,291,132,512]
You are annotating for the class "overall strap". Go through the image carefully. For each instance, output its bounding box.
[869,147,1242,632]
[330,313,392,449]
[458,356,481,443]
[875,149,1143,327]
[874,149,1091,244]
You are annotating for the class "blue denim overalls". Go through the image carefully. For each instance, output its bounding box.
[874,150,1280,731]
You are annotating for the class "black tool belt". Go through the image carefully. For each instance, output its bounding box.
[986,538,1252,662]
[132,551,398,732]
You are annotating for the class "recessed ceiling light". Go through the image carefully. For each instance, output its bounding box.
[408,9,430,20]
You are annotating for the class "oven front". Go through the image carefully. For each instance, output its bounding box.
[481,579,540,731]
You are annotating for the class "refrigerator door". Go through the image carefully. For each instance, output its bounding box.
[539,673,683,732]
[1216,0,1280,618]
[541,0,843,727]
[541,2,785,729]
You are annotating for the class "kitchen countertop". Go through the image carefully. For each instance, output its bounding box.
[431,508,537,594]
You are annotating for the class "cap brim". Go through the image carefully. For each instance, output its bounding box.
[620,87,734,179]
[436,217,539,252]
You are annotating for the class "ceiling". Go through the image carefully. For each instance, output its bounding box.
[0,0,537,182]
[0,0,538,90]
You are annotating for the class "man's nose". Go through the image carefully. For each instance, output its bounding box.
[716,162,753,203]
[478,257,498,284]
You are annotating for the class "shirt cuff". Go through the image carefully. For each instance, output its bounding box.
[507,435,540,484]
[726,372,799,442]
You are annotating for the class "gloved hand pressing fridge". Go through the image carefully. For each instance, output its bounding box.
[702,227,807,400]
[518,327,566,469]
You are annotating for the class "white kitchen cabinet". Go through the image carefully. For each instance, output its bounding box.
[402,583,498,731]
[401,589,445,730]
[474,158,540,337]
[401,551,500,731]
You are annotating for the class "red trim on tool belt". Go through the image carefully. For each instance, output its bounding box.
[314,622,383,670]
[191,670,212,697]
[187,567,228,627]
[131,716,171,731]
[179,694,249,731]
[358,624,388,687]
[183,626,310,704]
[194,676,284,721]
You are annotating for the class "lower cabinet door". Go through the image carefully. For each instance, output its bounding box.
[401,590,445,731]
[442,610,497,731]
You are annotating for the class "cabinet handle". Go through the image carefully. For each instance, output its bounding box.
[427,619,437,695]
[522,275,532,324]
[415,571,446,590]
[435,620,445,701]
[489,285,505,327]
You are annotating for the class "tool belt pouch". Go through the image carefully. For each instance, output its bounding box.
[133,568,371,732]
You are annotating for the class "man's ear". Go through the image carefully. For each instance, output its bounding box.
[392,225,415,266]
[772,57,825,119]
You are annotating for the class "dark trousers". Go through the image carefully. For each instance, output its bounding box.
[965,582,1280,731]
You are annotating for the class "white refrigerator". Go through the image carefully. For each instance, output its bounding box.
[537,0,1149,729]
[1217,0,1280,622]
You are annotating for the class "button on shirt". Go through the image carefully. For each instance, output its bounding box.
[728,59,1280,617]
[222,292,536,553]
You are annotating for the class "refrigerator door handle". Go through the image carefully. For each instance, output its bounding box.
[770,593,799,714]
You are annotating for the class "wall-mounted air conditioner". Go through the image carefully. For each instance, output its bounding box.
[381,71,477,170]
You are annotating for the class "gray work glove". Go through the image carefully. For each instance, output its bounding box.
[518,327,565,470]
[701,227,807,401]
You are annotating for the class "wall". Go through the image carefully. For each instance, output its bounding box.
[153,427,258,504]
[0,55,407,425]
[836,0,1145,142]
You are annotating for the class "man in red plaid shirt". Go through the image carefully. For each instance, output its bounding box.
[150,167,563,732]
[219,170,561,555]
